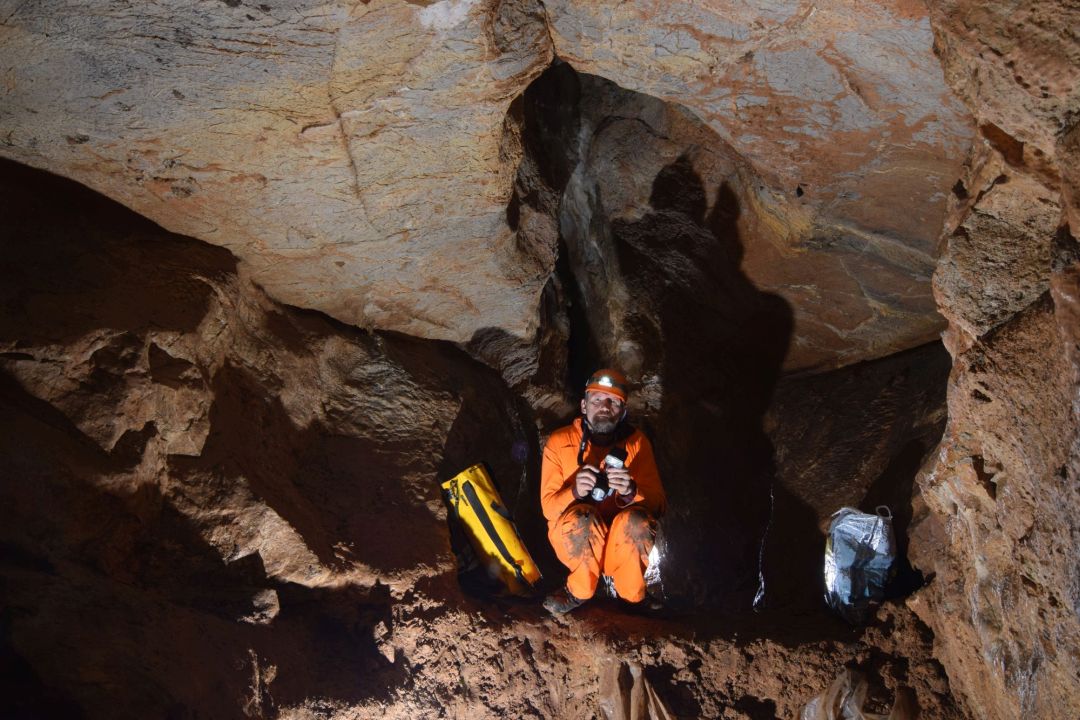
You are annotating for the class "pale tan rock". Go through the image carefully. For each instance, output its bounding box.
[544,0,973,256]
[0,0,554,343]
[0,0,971,370]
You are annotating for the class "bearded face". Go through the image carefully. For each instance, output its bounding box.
[581,390,624,436]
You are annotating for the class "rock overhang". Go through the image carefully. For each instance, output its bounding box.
[0,0,974,371]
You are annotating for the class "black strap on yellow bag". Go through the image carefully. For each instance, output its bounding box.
[441,464,541,596]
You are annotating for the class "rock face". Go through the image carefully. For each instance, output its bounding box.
[0,158,966,720]
[907,2,1080,718]
[502,64,957,607]
[1,1,1079,719]
[0,0,971,370]
[0,0,555,342]
[0,158,552,717]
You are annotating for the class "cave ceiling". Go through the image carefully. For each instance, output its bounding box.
[0,0,974,371]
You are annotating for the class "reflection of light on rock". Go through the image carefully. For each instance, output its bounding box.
[644,543,664,598]
[418,0,478,31]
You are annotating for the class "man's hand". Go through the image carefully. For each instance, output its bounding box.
[575,465,599,498]
[606,467,636,497]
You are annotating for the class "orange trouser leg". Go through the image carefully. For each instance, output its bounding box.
[603,507,657,602]
[549,503,607,600]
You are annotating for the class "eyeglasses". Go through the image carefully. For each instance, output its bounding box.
[587,395,624,411]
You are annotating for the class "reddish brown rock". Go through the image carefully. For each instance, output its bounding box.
[3,1,1079,718]
[0,155,966,720]
[909,2,1080,717]
[926,0,1080,172]
[934,147,1062,350]
[910,292,1080,720]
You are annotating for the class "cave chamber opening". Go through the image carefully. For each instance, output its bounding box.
[505,61,952,615]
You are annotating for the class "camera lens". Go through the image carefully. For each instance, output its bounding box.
[590,471,608,502]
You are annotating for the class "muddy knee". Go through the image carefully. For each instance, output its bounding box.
[614,508,656,550]
[557,504,603,555]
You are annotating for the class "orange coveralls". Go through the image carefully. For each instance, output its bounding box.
[540,418,666,602]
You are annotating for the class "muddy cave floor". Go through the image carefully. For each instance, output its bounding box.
[1,497,958,719]
[254,570,959,719]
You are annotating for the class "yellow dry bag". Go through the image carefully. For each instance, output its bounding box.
[441,464,541,596]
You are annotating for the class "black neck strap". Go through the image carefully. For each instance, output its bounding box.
[577,417,634,466]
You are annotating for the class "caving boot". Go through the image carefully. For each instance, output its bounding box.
[621,591,666,617]
[542,586,585,616]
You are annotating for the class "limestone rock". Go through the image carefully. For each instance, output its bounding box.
[911,293,1080,720]
[0,0,554,343]
[934,148,1062,349]
[0,0,972,370]
[0,159,542,595]
[926,0,1080,170]
[524,62,952,374]
[545,0,973,257]
[0,151,967,720]
[3,1,1079,718]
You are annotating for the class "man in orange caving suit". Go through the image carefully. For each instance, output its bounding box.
[541,369,666,614]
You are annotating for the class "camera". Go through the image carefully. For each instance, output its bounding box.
[589,447,627,502]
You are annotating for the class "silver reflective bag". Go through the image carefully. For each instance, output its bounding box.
[824,506,895,623]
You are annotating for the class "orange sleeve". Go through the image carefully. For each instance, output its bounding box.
[540,433,579,525]
[615,431,666,517]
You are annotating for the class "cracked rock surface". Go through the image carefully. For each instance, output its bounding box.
[1,0,970,368]
[1,1,1078,719]
[909,2,1080,718]
[0,159,963,720]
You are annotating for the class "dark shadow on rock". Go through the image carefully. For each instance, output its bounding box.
[0,158,236,346]
[763,341,950,610]
[521,60,583,193]
[557,235,605,392]
[613,156,794,609]
[764,482,829,610]
[0,612,86,720]
[495,64,954,637]
[511,65,796,610]
[0,156,538,714]
[863,437,940,599]
[167,359,449,575]
[0,371,406,717]
[446,328,564,589]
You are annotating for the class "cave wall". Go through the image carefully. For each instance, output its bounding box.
[0,159,553,718]
[1,1,1078,718]
[906,2,1080,717]
[503,62,958,607]
[763,341,952,609]
[0,150,964,720]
